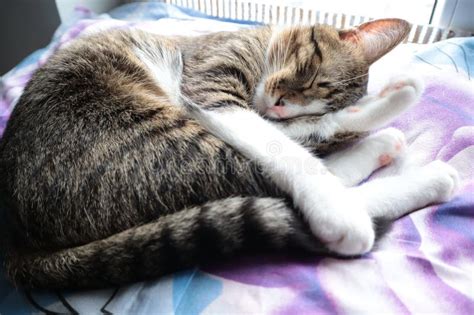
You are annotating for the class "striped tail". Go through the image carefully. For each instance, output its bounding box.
[5,197,321,289]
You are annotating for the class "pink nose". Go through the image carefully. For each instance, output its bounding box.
[267,105,286,118]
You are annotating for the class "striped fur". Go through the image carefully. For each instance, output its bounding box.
[0,21,409,289]
[6,197,320,289]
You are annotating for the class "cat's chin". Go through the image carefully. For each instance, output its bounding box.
[263,110,285,120]
[264,115,289,122]
[263,112,324,123]
[262,107,294,121]
[263,105,299,120]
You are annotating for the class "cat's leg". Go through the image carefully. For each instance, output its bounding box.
[275,75,424,141]
[333,75,424,132]
[324,128,406,186]
[352,160,459,220]
[183,103,374,256]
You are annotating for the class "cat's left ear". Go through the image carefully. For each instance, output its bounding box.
[339,18,411,64]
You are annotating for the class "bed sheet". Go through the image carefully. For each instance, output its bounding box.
[1,2,473,314]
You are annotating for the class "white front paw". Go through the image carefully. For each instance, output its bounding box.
[379,75,424,100]
[335,75,425,134]
[421,160,460,203]
[376,75,425,118]
[324,213,375,256]
[304,189,375,256]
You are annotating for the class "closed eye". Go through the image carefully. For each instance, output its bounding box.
[300,80,332,93]
[316,81,331,87]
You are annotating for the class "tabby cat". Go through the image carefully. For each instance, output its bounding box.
[0,19,459,289]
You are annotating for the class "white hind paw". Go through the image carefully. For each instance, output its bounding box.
[368,128,406,167]
[422,161,460,203]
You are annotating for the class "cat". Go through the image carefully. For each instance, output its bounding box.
[0,18,459,289]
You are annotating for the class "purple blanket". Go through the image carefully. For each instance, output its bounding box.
[1,3,473,314]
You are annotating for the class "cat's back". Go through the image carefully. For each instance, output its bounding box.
[0,29,181,191]
[0,30,195,248]
[0,27,271,250]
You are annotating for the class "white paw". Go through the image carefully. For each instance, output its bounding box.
[324,193,374,256]
[368,128,406,167]
[304,187,375,256]
[324,216,375,256]
[379,75,424,100]
[377,75,425,116]
[335,75,424,134]
[421,161,460,203]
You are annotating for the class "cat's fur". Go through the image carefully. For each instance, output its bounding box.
[0,19,459,289]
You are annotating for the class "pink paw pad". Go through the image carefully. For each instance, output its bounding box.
[346,106,360,113]
[378,154,393,166]
[379,82,406,97]
[395,141,403,152]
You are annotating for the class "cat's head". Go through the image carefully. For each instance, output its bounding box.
[254,19,410,120]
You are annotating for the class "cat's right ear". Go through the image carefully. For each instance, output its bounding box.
[339,18,411,64]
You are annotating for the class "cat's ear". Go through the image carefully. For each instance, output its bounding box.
[339,18,411,64]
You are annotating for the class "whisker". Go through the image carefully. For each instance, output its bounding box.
[331,73,369,85]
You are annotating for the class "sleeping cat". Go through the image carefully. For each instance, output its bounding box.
[0,19,459,289]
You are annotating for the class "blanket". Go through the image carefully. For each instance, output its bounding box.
[1,2,473,314]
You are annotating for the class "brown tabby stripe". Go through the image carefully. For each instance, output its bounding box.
[6,197,319,289]
[310,27,323,60]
